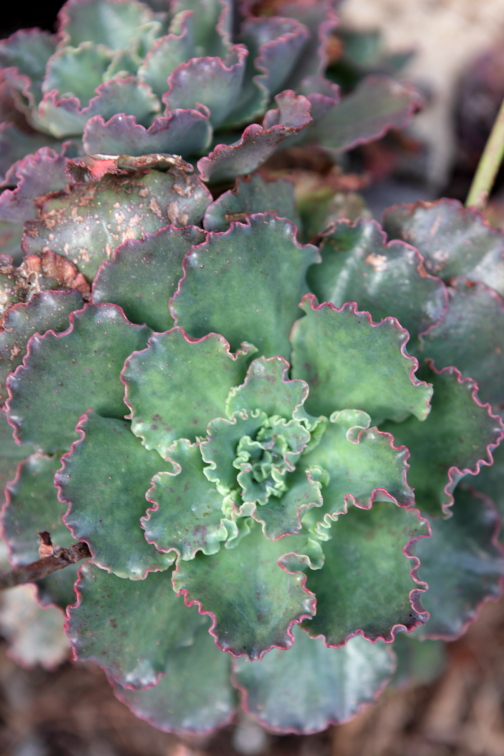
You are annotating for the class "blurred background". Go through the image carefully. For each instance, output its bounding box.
[2,1,504,754]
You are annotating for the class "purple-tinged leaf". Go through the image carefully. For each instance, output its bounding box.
[123,328,255,455]
[418,277,504,407]
[290,295,432,424]
[227,356,308,420]
[383,199,504,296]
[303,501,429,645]
[83,109,212,156]
[2,453,80,610]
[0,125,62,189]
[143,439,229,559]
[203,173,300,232]
[300,410,414,530]
[0,291,83,405]
[58,0,156,50]
[57,412,173,579]
[381,364,504,516]
[412,486,504,640]
[253,467,323,540]
[233,625,395,734]
[172,214,319,358]
[67,562,206,688]
[304,76,423,154]
[173,520,316,660]
[23,162,211,279]
[197,90,312,183]
[276,0,338,89]
[163,46,247,129]
[93,225,205,332]
[0,147,69,260]
[0,29,56,104]
[6,303,151,453]
[172,0,231,58]
[114,620,236,733]
[42,42,112,108]
[309,219,448,344]
[137,11,194,99]
[37,77,161,139]
[472,441,504,543]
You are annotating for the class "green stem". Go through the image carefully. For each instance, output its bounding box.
[466,97,504,210]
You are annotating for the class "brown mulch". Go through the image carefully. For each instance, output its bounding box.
[2,597,504,756]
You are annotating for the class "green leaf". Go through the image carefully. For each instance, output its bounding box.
[411,485,504,640]
[254,467,323,540]
[57,412,173,579]
[290,295,432,424]
[306,76,423,154]
[23,166,211,279]
[42,43,111,108]
[163,46,247,129]
[93,225,205,332]
[172,0,230,58]
[227,356,308,420]
[114,621,236,734]
[472,440,504,543]
[137,11,195,99]
[67,562,205,688]
[203,174,301,233]
[2,453,80,610]
[7,304,151,454]
[173,520,316,659]
[172,214,320,359]
[233,625,395,733]
[0,127,62,197]
[304,502,428,645]
[0,408,33,502]
[381,364,504,516]
[383,199,504,297]
[391,633,446,689]
[143,439,229,559]
[308,219,447,345]
[418,278,504,407]
[60,0,155,50]
[300,411,414,531]
[0,29,56,103]
[0,291,83,404]
[123,328,254,456]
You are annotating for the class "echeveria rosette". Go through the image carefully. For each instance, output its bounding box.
[0,0,422,183]
[0,211,465,735]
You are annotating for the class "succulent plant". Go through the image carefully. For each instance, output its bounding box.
[0,0,422,184]
[0,148,503,733]
[1,0,504,740]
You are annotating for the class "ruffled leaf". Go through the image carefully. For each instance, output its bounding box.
[254,467,323,540]
[391,633,446,689]
[197,91,312,183]
[0,147,70,261]
[383,199,504,297]
[143,439,228,559]
[93,225,205,332]
[418,277,504,407]
[114,620,236,734]
[137,11,194,98]
[309,219,447,344]
[381,364,504,516]
[0,126,62,194]
[233,625,395,733]
[42,42,112,108]
[0,408,33,501]
[83,109,212,156]
[290,294,432,424]
[67,562,206,688]
[123,328,254,455]
[0,29,56,104]
[203,173,300,232]
[303,501,428,645]
[2,453,80,609]
[173,520,316,659]
[472,440,504,542]
[172,214,320,359]
[412,486,504,639]
[0,291,83,404]
[300,410,414,531]
[57,412,173,579]
[172,0,231,58]
[59,0,156,50]
[7,304,151,453]
[227,356,308,420]
[23,162,211,279]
